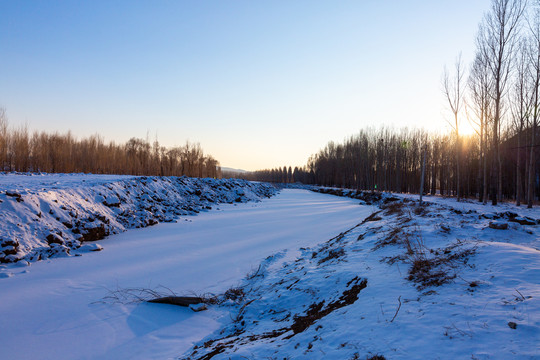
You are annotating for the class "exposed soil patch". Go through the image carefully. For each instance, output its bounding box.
[317,248,346,265]
[362,211,383,223]
[5,191,23,202]
[287,277,367,337]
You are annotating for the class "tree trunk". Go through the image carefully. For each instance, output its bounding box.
[491,98,500,205]
[516,129,522,206]
[528,120,536,208]
[478,122,484,203]
[455,113,461,201]
[420,147,426,205]
[483,121,488,205]
[431,145,437,195]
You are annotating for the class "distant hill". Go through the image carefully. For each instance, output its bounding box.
[221,167,249,174]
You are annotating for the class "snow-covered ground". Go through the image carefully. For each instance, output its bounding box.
[0,176,538,359]
[0,186,372,360]
[185,190,540,360]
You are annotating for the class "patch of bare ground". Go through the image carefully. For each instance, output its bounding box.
[286,277,367,337]
[362,210,383,223]
[348,353,387,360]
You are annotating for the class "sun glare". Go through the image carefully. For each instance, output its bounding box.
[460,120,477,136]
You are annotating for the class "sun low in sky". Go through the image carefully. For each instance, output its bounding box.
[0,1,491,171]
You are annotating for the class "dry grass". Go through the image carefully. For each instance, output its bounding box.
[97,285,177,304]
[373,201,477,291]
[380,201,405,216]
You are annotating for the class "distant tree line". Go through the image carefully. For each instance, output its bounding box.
[242,165,314,184]
[251,0,540,207]
[249,122,538,206]
[0,108,220,178]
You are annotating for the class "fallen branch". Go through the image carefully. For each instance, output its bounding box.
[148,296,203,307]
[390,296,402,323]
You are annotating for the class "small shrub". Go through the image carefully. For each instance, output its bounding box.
[367,355,386,360]
[223,287,245,302]
[374,226,402,249]
[381,201,404,216]
[413,206,427,216]
[407,255,456,289]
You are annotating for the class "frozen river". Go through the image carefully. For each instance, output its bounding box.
[0,189,373,360]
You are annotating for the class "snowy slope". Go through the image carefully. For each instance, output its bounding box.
[183,192,540,359]
[0,173,277,264]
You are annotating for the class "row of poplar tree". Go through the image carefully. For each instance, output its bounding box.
[251,0,540,208]
[251,127,521,199]
[0,108,220,178]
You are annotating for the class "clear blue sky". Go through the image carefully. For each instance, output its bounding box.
[0,0,491,171]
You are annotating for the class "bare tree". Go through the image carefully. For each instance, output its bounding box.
[479,0,526,205]
[469,49,494,204]
[527,1,540,207]
[510,37,533,206]
[443,53,466,200]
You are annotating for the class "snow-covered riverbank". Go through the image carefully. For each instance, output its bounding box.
[0,173,277,264]
[184,192,540,360]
